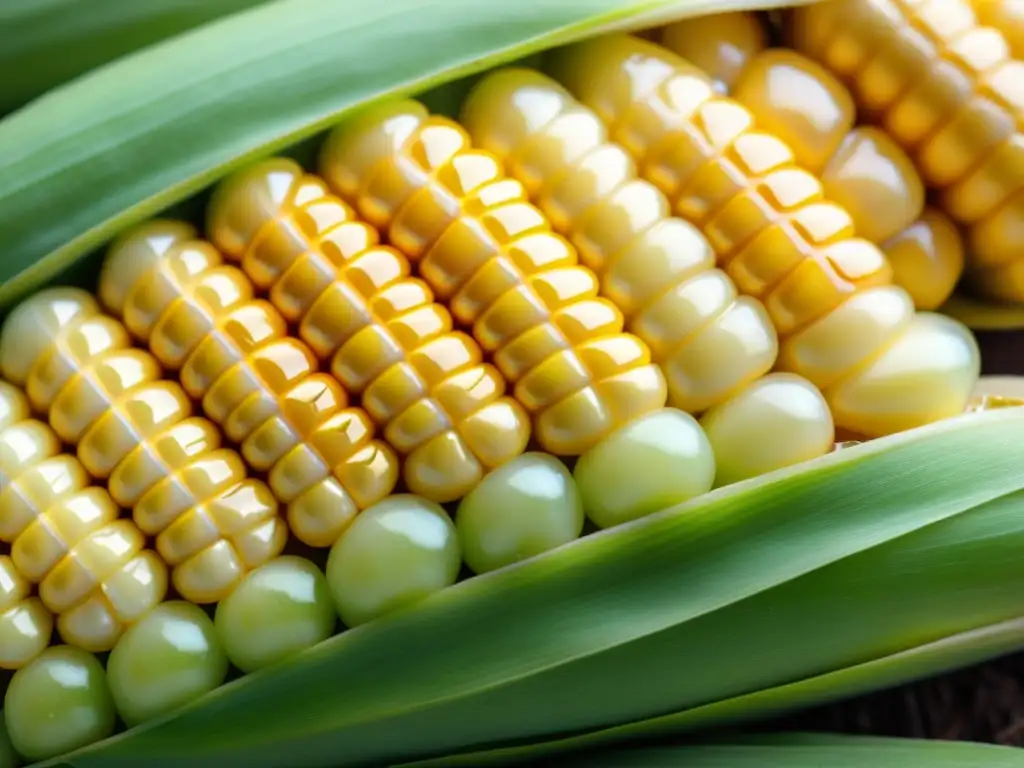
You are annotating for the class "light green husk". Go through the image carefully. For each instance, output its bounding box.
[0,0,276,114]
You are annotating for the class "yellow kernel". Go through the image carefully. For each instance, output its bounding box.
[0,555,52,669]
[318,99,668,455]
[658,11,769,94]
[208,157,534,500]
[546,33,980,437]
[882,207,965,311]
[98,220,400,546]
[0,381,167,652]
[0,288,287,604]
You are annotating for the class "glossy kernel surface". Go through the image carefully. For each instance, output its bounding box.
[4,645,116,762]
[0,556,52,670]
[206,159,530,502]
[547,34,980,437]
[214,556,336,673]
[573,408,716,529]
[318,101,668,456]
[455,452,584,574]
[700,372,835,487]
[460,67,778,414]
[99,220,399,546]
[881,207,965,310]
[107,601,228,727]
[658,11,768,93]
[665,21,956,308]
[326,494,461,627]
[0,381,166,653]
[789,0,1024,303]
[0,288,287,604]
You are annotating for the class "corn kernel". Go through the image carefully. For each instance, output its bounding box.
[660,16,961,310]
[460,66,780,414]
[881,206,965,310]
[0,555,52,669]
[98,221,399,546]
[788,0,1024,304]
[4,645,116,762]
[0,381,166,653]
[546,34,980,437]
[206,160,531,502]
[318,100,668,455]
[972,0,1024,60]
[0,288,287,604]
[658,10,768,94]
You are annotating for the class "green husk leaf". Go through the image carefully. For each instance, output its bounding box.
[941,291,1024,330]
[0,0,815,311]
[556,734,1024,767]
[34,409,1024,768]
[0,0,275,114]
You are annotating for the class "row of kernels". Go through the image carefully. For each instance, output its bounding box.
[98,221,399,544]
[542,32,979,438]
[315,101,671,457]
[0,291,287,607]
[658,10,965,312]
[0,378,165,660]
[205,163,531,502]
[787,0,1024,304]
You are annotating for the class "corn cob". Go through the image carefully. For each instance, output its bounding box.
[786,0,1024,304]
[658,12,965,311]
[545,33,980,438]
[316,100,669,458]
[97,221,400,546]
[0,379,166,654]
[0,288,287,603]
[205,161,531,502]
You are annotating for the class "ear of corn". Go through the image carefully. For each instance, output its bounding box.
[2,1,1023,766]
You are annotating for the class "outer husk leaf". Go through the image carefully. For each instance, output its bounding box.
[0,0,275,114]
[0,0,816,311]
[556,734,1024,767]
[33,409,1024,768]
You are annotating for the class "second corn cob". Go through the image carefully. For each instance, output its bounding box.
[545,33,980,438]
[658,10,965,312]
